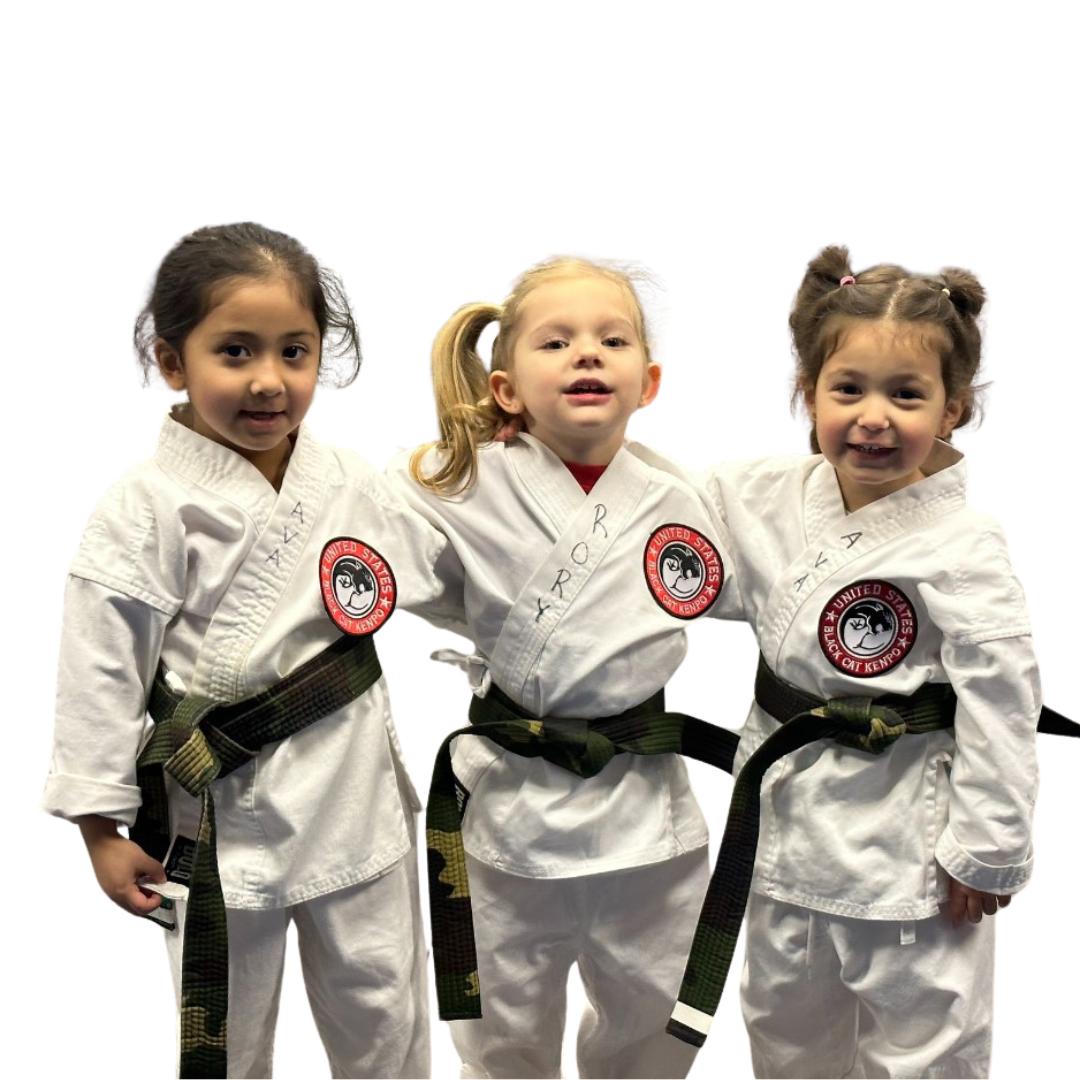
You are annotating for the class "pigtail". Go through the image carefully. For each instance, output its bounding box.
[409,303,509,494]
[789,246,858,440]
[792,246,855,319]
[933,264,989,324]
[934,267,987,431]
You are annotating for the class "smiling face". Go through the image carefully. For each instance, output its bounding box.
[489,275,661,464]
[808,320,965,511]
[155,276,320,486]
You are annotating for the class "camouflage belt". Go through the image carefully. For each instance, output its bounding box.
[131,633,382,1079]
[664,656,958,1046]
[428,667,1077,1046]
[425,681,740,1023]
[666,658,1080,1047]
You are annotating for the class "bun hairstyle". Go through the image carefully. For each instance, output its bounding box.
[790,245,986,450]
[134,222,362,387]
[411,257,654,494]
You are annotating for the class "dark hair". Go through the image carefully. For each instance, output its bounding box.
[789,245,986,450]
[133,222,361,386]
[150,222,324,354]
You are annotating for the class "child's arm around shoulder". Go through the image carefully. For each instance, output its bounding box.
[692,453,819,623]
[329,444,466,631]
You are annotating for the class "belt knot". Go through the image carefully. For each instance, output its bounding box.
[540,717,618,778]
[161,695,223,796]
[812,697,907,755]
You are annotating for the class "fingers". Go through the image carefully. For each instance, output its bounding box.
[137,855,167,885]
[122,883,164,917]
[127,854,167,915]
[948,882,968,928]
[949,878,1011,928]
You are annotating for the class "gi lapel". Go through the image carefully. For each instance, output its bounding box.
[488,437,652,712]
[758,442,967,666]
[191,426,329,701]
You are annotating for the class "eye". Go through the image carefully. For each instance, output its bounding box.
[833,383,861,396]
[602,336,628,348]
[894,388,924,401]
[282,344,308,361]
[222,343,250,360]
[540,339,568,351]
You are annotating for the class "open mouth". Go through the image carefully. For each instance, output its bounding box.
[242,410,285,422]
[848,443,896,457]
[565,379,612,396]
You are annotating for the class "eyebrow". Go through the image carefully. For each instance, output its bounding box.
[529,317,635,336]
[215,328,318,339]
[828,367,934,384]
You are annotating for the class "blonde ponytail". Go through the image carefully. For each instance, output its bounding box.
[410,303,514,494]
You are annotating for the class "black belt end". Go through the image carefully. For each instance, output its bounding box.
[666,1018,706,1047]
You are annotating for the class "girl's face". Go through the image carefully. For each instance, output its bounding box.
[490,276,661,465]
[155,276,320,486]
[807,320,965,512]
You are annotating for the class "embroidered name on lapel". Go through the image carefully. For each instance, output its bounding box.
[818,579,917,677]
[266,502,306,567]
[643,523,724,620]
[533,503,610,624]
[320,537,397,635]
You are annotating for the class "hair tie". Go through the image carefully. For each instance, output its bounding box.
[839,276,856,287]
[941,287,951,298]
[493,417,523,443]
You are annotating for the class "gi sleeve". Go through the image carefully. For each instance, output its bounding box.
[919,518,1040,894]
[384,449,470,636]
[41,472,185,826]
[41,576,170,825]
[695,463,750,623]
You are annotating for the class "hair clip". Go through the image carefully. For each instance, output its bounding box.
[941,287,951,298]
[839,276,856,287]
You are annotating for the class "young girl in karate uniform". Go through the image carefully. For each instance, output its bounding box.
[702,246,1040,1078]
[42,222,460,1078]
[389,259,740,1079]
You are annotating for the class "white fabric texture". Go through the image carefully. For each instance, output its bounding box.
[389,433,742,879]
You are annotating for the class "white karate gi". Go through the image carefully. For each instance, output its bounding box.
[702,441,1040,1078]
[43,409,462,1078]
[390,433,740,1079]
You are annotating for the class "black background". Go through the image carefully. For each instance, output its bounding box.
[38,232,1067,1075]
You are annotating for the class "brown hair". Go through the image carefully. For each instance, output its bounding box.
[410,257,654,494]
[789,245,986,450]
[134,222,362,387]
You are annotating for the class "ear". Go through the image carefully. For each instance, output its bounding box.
[638,362,662,409]
[938,392,968,438]
[489,370,524,415]
[155,339,186,391]
[800,378,817,421]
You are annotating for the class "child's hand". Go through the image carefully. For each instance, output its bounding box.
[77,815,166,917]
[947,874,1012,928]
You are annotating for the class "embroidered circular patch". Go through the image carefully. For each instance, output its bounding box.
[320,537,397,635]
[818,579,917,677]
[643,524,724,619]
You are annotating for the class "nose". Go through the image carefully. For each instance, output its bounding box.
[250,356,285,397]
[857,395,889,431]
[574,340,602,367]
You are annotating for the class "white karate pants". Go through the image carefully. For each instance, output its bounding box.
[450,848,709,1079]
[740,892,994,1079]
[165,847,430,1079]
